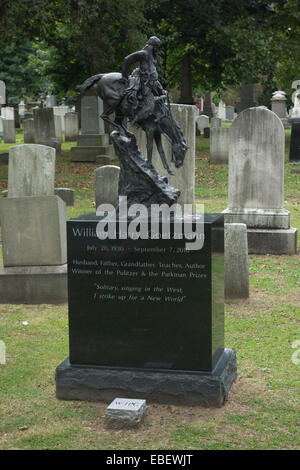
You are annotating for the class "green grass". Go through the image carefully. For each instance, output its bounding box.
[0,129,299,450]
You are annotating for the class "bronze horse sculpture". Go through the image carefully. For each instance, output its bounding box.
[80,72,188,176]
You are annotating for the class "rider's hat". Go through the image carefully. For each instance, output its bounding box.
[147,36,161,48]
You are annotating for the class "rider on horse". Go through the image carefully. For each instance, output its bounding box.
[121,36,169,127]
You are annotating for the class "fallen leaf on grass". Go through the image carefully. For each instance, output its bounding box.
[19,426,28,431]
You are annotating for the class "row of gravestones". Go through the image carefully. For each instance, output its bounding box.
[0,105,298,304]
[0,107,79,148]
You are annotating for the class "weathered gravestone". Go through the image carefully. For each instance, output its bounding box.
[1,106,14,120]
[106,398,147,428]
[23,118,35,143]
[0,144,67,303]
[129,104,196,207]
[225,106,234,121]
[224,223,249,299]
[0,116,3,138]
[53,105,69,133]
[196,115,209,134]
[223,106,297,254]
[210,127,229,164]
[65,112,79,142]
[0,80,6,105]
[33,108,61,155]
[94,165,120,209]
[55,188,76,206]
[7,144,55,197]
[217,101,226,120]
[289,120,300,161]
[3,119,16,143]
[71,85,114,162]
[211,117,222,129]
[54,115,62,144]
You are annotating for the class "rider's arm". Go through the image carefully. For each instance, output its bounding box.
[122,50,146,78]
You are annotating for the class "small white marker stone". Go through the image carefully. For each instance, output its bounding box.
[106,398,146,427]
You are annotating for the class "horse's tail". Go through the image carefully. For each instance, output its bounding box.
[80,73,105,96]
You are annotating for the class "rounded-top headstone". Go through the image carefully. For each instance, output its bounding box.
[228,106,285,211]
[94,165,120,209]
[8,144,56,197]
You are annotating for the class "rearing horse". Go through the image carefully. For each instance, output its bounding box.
[80,72,188,175]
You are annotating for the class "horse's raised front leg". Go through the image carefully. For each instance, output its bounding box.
[154,132,175,176]
[146,130,154,166]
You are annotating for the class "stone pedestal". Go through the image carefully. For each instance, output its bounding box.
[0,264,67,304]
[71,86,113,162]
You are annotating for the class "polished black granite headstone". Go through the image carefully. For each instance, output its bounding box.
[67,213,224,372]
[56,212,236,405]
[289,120,300,162]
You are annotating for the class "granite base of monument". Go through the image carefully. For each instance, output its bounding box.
[0,264,67,304]
[55,212,236,406]
[56,349,236,407]
[223,209,298,254]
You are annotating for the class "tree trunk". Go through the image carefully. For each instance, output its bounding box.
[178,52,194,105]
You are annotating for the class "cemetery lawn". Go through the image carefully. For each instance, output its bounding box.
[0,133,299,450]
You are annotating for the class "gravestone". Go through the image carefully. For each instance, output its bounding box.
[18,101,26,120]
[211,117,222,128]
[53,105,69,133]
[130,104,196,207]
[0,116,3,137]
[23,118,35,143]
[210,127,229,164]
[94,165,120,209]
[65,112,78,141]
[196,115,209,134]
[0,144,67,303]
[202,92,215,118]
[271,90,289,129]
[71,85,114,162]
[56,212,237,406]
[106,398,147,427]
[0,80,6,105]
[217,101,226,120]
[8,144,55,197]
[55,188,76,206]
[223,106,297,254]
[224,223,249,299]
[13,107,20,128]
[225,106,234,121]
[3,119,16,143]
[33,108,61,155]
[289,121,300,161]
[54,115,62,144]
[1,106,14,120]
[291,80,300,119]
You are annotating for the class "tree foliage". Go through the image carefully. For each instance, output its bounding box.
[0,0,299,100]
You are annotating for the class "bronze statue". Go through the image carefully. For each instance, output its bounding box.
[80,36,188,176]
